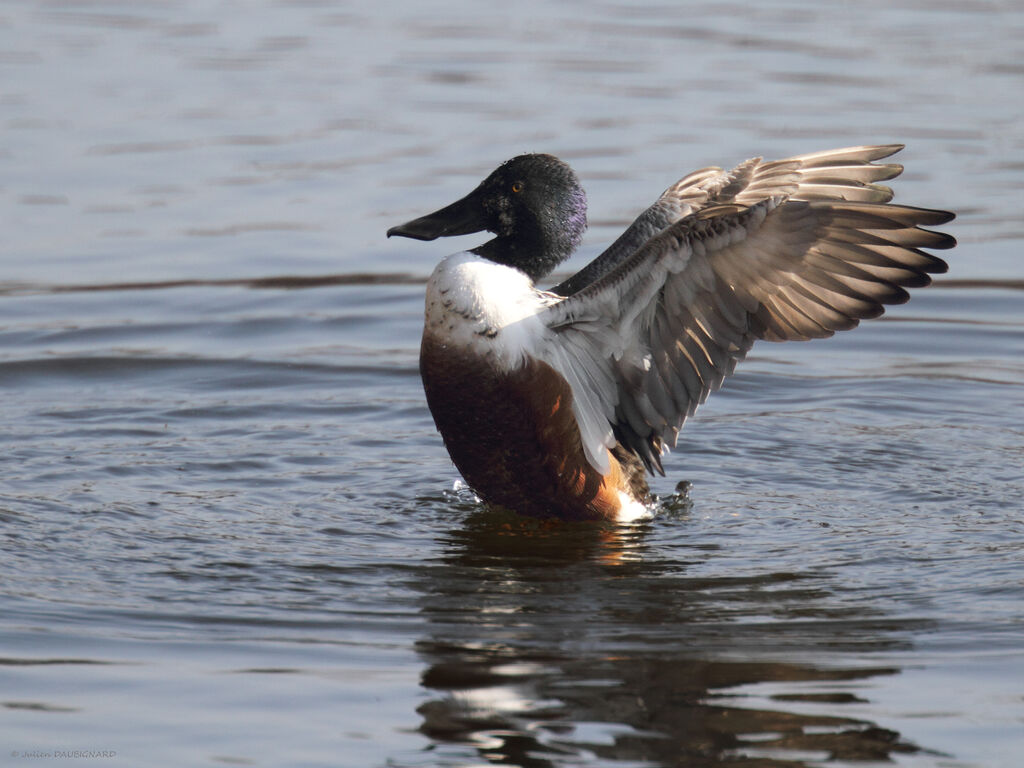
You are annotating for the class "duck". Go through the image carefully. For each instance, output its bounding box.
[387,146,955,522]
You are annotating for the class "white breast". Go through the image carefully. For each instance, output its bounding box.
[423,252,553,371]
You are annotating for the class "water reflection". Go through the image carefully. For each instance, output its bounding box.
[414,510,929,766]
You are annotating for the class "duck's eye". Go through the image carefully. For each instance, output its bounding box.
[511,181,524,194]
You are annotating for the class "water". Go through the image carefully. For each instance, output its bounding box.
[1,1,1023,766]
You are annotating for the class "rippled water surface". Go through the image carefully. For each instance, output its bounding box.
[2,2,1023,767]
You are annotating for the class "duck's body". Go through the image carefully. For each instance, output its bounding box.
[389,147,955,521]
[419,252,650,520]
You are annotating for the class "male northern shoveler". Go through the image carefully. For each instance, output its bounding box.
[387,146,955,522]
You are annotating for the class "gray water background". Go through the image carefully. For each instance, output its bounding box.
[1,1,1023,766]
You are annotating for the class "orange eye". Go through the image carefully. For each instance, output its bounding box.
[511,181,523,193]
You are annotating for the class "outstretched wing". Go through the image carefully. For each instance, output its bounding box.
[550,144,908,296]
[536,146,954,475]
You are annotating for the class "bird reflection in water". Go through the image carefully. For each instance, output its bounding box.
[413,507,932,766]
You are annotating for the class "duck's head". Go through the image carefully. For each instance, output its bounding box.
[387,153,587,282]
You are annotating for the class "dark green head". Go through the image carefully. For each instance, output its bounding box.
[387,153,587,282]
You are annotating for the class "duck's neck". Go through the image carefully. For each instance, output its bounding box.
[472,222,581,284]
[471,241,550,284]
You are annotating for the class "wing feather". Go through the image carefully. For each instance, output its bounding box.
[535,146,954,473]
